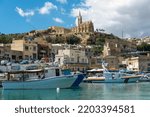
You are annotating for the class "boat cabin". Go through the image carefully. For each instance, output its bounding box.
[7,66,63,82]
[86,68,104,78]
[44,67,62,78]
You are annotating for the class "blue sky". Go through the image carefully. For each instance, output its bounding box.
[0,0,150,38]
[0,0,82,34]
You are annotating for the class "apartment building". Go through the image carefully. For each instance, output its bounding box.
[0,44,22,62]
[11,39,37,60]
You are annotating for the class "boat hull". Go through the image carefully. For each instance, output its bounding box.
[2,74,84,90]
[84,77,140,83]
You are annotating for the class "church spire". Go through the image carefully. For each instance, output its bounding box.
[79,11,81,17]
[78,11,82,26]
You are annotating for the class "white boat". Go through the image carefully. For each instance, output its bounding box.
[2,67,84,90]
[139,73,150,82]
[84,64,142,83]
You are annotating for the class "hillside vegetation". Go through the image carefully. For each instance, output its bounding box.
[0,31,120,55]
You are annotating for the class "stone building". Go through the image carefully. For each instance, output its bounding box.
[0,44,22,62]
[125,56,150,72]
[11,39,38,60]
[104,56,119,70]
[103,39,137,57]
[48,26,71,34]
[89,56,102,69]
[0,44,11,60]
[33,37,51,60]
[71,12,94,33]
[51,44,94,63]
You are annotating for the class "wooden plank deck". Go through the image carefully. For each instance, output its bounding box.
[85,77,105,81]
[122,75,143,79]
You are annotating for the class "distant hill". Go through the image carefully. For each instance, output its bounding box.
[0,30,120,46]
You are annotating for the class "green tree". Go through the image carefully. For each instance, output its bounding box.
[66,35,81,44]
[92,45,103,56]
[0,34,12,44]
[95,37,105,45]
[137,42,150,51]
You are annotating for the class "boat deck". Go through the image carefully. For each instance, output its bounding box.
[122,75,143,79]
[84,77,105,81]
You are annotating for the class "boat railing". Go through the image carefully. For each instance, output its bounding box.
[7,69,44,81]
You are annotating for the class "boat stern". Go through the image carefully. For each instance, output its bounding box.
[71,74,85,88]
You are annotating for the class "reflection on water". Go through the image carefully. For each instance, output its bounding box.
[1,82,150,100]
[2,89,57,100]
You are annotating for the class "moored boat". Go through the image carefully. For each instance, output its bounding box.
[138,73,150,82]
[84,64,143,83]
[2,66,84,90]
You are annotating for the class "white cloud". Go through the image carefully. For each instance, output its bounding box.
[39,2,57,15]
[56,0,67,4]
[71,0,150,38]
[53,18,64,23]
[16,7,34,17]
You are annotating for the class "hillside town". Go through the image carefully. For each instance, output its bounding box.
[0,12,150,73]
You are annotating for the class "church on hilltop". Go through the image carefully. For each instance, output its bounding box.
[71,11,94,33]
[47,11,94,34]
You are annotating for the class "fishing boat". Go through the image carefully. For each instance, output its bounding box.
[2,66,84,89]
[138,73,150,82]
[84,63,143,83]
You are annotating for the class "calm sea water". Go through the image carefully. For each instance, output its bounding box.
[0,82,150,100]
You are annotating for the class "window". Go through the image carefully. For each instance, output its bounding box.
[25,46,29,51]
[58,58,60,64]
[33,46,36,51]
[82,58,84,63]
[71,58,74,62]
[55,69,60,76]
[77,56,80,63]
[12,55,16,60]
[33,54,37,59]
[19,56,22,59]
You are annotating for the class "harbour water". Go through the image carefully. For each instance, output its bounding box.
[0,82,150,100]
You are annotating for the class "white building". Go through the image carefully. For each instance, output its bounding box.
[55,49,88,65]
[55,48,88,72]
[125,56,150,71]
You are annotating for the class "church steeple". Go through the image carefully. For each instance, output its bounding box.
[78,11,82,26]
